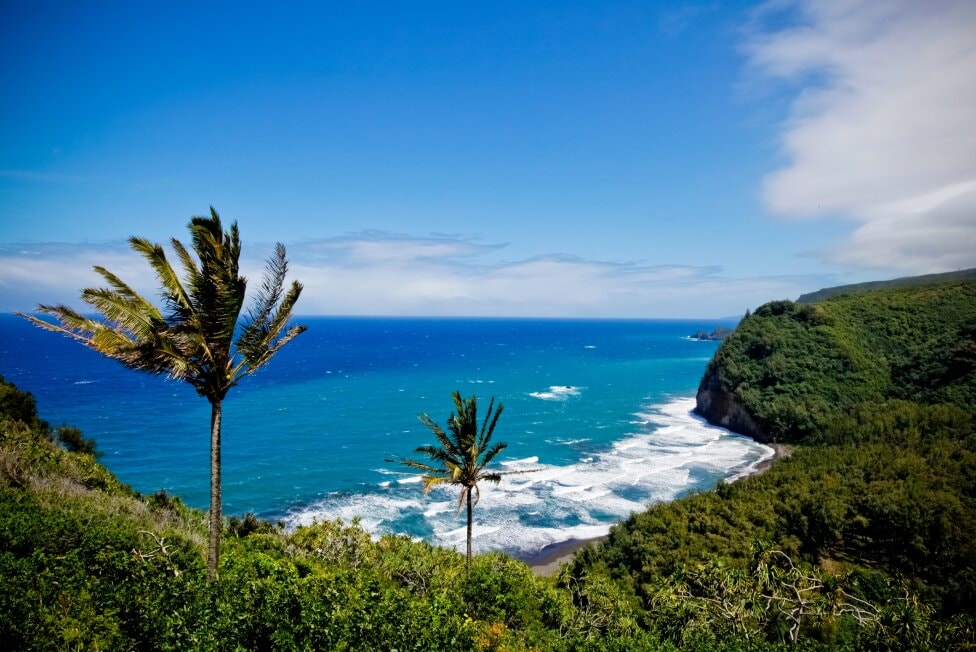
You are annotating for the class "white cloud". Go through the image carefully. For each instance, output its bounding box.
[0,233,830,318]
[0,242,157,308]
[745,0,976,273]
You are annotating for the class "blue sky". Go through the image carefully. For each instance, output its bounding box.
[2,1,974,317]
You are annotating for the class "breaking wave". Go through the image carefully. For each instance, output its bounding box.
[284,397,772,558]
[529,385,582,401]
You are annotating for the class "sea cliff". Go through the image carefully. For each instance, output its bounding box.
[695,361,766,441]
[693,278,975,445]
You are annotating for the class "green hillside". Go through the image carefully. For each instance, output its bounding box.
[574,279,976,649]
[698,278,976,443]
[796,268,976,304]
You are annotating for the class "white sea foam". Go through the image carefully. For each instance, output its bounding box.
[423,501,454,517]
[284,396,771,557]
[529,385,581,401]
[501,456,540,468]
[546,437,591,446]
[724,445,776,482]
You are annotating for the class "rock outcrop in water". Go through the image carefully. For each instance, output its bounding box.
[689,326,733,341]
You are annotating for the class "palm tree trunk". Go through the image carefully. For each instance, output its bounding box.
[208,399,222,581]
[466,487,473,572]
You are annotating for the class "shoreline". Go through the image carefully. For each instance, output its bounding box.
[527,440,792,576]
[748,442,792,476]
[522,535,606,577]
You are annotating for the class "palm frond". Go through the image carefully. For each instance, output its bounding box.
[127,338,195,379]
[91,265,162,321]
[418,475,450,496]
[413,443,455,464]
[177,213,251,376]
[168,237,201,323]
[231,322,307,383]
[249,278,304,358]
[478,397,504,452]
[236,248,306,374]
[80,288,160,340]
[496,468,538,478]
[129,237,194,318]
[451,390,466,418]
[185,213,242,346]
[16,305,183,377]
[455,485,471,514]
[244,243,287,330]
[478,472,503,485]
[16,307,100,346]
[480,441,508,468]
[86,324,139,357]
[386,454,445,476]
[419,414,464,460]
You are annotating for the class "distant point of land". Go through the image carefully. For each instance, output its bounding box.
[797,268,976,304]
[689,326,733,341]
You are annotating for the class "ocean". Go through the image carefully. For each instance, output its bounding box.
[0,314,771,559]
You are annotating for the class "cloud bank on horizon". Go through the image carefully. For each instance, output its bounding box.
[0,235,820,319]
[746,0,976,273]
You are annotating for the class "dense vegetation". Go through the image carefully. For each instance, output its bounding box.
[573,279,976,649]
[2,277,974,650]
[699,280,976,443]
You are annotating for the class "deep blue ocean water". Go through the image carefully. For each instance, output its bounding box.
[0,314,770,558]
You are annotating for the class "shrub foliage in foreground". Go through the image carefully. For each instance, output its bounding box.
[0,379,662,650]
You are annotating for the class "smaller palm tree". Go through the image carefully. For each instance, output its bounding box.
[389,391,526,570]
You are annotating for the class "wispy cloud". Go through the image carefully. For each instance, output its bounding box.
[0,169,96,183]
[744,0,976,273]
[1,233,835,318]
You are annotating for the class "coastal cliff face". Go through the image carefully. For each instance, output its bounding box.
[695,362,767,442]
[587,279,976,643]
[692,279,976,445]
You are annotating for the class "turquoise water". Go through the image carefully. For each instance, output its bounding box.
[0,315,769,557]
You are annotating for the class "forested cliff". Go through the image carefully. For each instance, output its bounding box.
[573,278,976,649]
[697,280,976,443]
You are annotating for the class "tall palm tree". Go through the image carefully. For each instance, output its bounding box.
[18,209,306,580]
[390,391,525,570]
